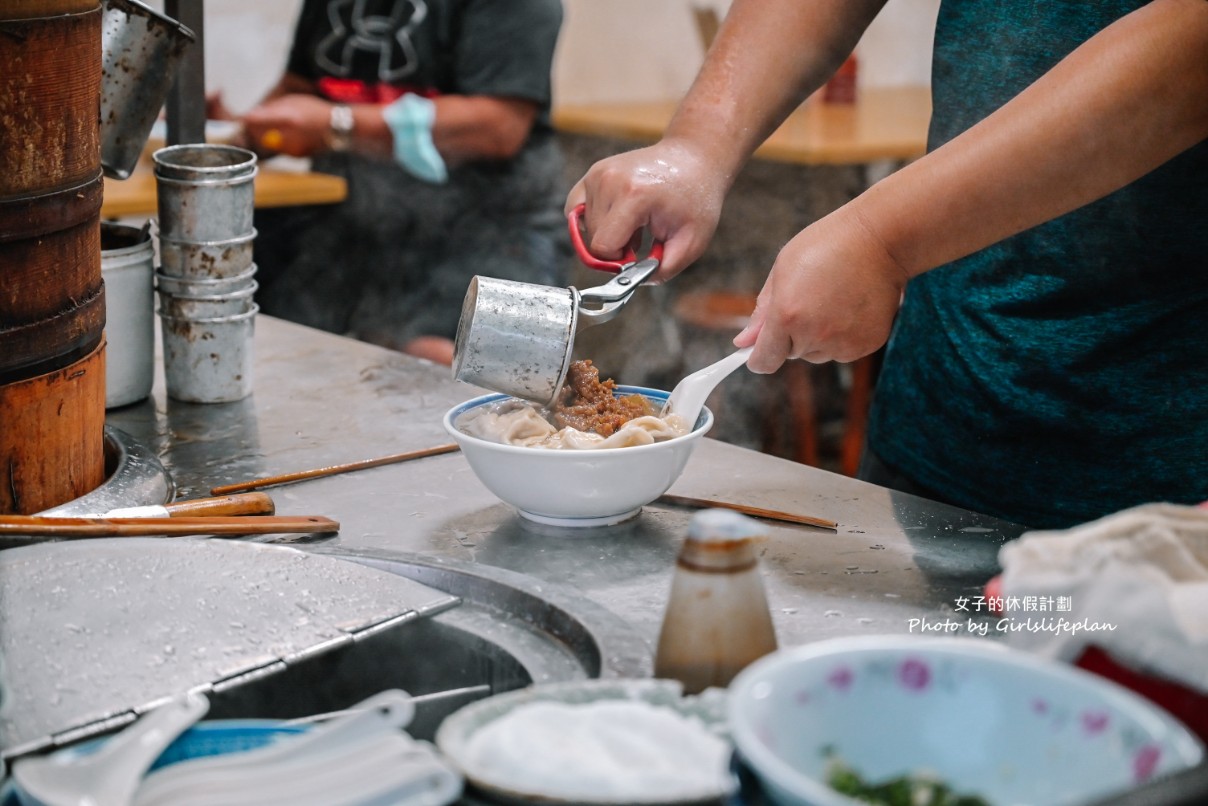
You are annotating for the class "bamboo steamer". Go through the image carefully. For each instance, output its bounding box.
[0,341,107,515]
[0,0,107,514]
[0,178,105,382]
[0,1,102,196]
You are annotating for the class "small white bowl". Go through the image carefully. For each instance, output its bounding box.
[443,386,712,527]
[728,635,1204,806]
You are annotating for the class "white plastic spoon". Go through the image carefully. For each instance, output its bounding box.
[662,347,754,426]
[130,689,417,805]
[12,693,209,806]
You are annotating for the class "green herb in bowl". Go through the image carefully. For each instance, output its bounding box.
[825,751,992,806]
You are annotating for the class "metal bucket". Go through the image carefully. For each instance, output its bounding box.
[100,222,155,408]
[160,305,257,404]
[452,205,662,405]
[158,229,256,280]
[100,0,195,180]
[153,145,257,242]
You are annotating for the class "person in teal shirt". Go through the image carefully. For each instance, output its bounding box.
[566,0,1208,529]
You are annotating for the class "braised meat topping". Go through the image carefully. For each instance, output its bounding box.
[549,360,656,437]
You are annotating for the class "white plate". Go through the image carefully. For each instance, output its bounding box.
[436,679,734,805]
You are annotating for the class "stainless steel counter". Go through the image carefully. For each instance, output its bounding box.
[106,316,1025,652]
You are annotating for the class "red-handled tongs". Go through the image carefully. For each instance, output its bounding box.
[567,203,665,325]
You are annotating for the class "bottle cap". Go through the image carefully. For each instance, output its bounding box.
[679,509,766,571]
[686,508,766,542]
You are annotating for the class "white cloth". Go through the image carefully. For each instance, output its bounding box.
[997,502,1208,693]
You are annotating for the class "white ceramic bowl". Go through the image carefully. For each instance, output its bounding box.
[728,635,1204,806]
[443,386,713,527]
[435,678,732,805]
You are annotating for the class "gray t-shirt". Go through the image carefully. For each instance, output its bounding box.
[254,0,570,345]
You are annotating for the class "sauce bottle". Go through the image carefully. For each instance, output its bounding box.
[654,509,778,693]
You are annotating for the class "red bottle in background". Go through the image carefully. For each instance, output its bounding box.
[823,54,859,104]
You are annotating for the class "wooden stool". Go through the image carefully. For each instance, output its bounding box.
[672,289,874,475]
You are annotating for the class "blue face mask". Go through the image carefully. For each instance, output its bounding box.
[383,93,448,184]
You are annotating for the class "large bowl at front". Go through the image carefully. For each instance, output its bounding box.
[727,635,1204,806]
[443,386,713,528]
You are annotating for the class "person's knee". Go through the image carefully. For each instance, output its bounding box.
[402,336,455,366]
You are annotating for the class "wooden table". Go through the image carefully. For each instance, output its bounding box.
[553,86,931,166]
[101,156,348,219]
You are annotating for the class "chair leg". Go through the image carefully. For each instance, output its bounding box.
[783,362,819,467]
[840,356,874,476]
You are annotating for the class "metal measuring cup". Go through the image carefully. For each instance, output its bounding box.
[452,204,665,405]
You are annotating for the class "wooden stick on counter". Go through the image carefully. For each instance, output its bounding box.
[209,444,461,496]
[657,494,838,531]
[0,515,340,539]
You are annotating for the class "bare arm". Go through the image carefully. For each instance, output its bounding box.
[349,95,539,164]
[664,0,884,189]
[739,0,1208,372]
[864,0,1208,278]
[567,0,887,275]
[241,81,539,164]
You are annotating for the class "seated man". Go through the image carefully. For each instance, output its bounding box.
[235,0,569,365]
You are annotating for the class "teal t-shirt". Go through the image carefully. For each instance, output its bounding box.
[866,0,1208,529]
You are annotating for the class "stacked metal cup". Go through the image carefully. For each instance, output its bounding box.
[152,144,258,403]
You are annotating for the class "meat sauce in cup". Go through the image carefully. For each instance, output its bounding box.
[444,361,714,527]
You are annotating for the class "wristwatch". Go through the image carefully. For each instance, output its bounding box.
[328,104,354,152]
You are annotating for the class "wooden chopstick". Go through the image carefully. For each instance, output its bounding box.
[0,515,340,538]
[205,443,837,531]
[209,443,461,495]
[657,493,838,530]
[89,492,277,518]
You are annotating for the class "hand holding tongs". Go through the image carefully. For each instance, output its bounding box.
[452,205,664,404]
[567,203,665,325]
